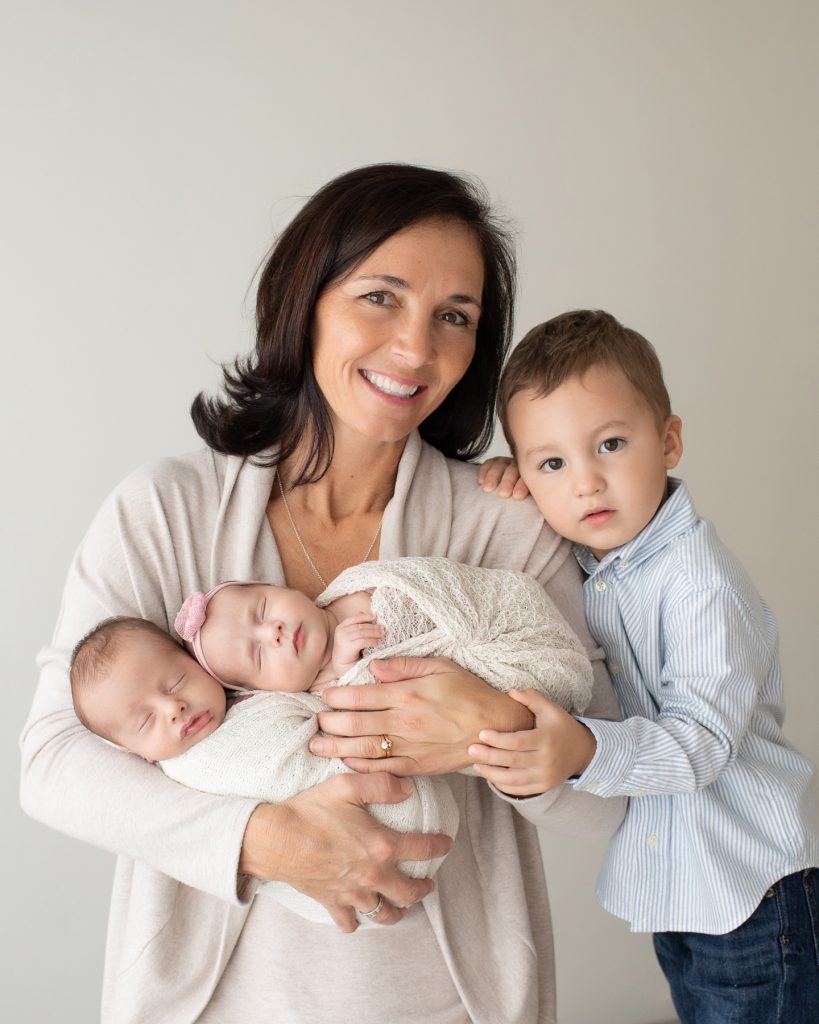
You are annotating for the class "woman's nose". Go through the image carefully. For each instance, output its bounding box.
[392,313,434,368]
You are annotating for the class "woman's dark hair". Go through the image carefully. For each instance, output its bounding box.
[191,163,516,483]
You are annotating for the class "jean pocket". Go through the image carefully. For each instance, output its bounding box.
[803,868,819,967]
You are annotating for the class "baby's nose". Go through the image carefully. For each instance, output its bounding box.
[260,620,285,645]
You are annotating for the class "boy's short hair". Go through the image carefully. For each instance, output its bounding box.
[70,617,180,740]
[498,310,671,449]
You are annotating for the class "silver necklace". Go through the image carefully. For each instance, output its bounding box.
[276,473,382,589]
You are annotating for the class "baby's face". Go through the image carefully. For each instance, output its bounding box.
[507,365,682,559]
[199,583,333,692]
[93,633,227,762]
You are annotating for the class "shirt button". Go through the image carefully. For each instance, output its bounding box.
[585,781,599,792]
[609,663,620,674]
[595,579,607,592]
[631,789,647,797]
[619,560,630,570]
[646,834,659,847]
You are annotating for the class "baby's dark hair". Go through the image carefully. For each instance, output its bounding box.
[70,617,181,740]
[498,310,671,450]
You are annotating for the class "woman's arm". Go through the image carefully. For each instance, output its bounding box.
[20,465,450,919]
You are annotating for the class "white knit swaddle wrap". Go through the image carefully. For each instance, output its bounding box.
[161,557,593,922]
[160,690,455,922]
[320,557,594,711]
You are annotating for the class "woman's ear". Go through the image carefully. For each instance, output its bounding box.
[663,415,683,469]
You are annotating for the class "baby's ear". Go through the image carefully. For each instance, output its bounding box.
[663,415,683,469]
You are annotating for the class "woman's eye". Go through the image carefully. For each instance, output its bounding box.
[539,457,565,473]
[599,437,625,454]
[362,291,391,306]
[439,309,470,326]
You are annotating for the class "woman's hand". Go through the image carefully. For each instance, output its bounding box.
[310,656,535,776]
[240,773,452,933]
[477,457,530,500]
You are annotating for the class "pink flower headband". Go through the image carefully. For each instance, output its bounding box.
[175,581,259,687]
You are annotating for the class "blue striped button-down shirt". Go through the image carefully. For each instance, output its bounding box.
[574,478,819,933]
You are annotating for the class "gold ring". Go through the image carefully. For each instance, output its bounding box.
[379,735,393,758]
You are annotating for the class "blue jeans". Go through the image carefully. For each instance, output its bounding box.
[653,869,819,1024]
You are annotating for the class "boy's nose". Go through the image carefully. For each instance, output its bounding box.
[574,466,605,496]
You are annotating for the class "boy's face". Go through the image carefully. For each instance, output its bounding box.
[507,364,682,559]
[199,583,333,692]
[93,634,227,762]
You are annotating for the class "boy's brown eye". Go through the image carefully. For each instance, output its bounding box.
[539,457,565,473]
[600,438,625,454]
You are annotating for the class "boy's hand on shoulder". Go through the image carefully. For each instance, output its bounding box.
[469,690,597,797]
[476,457,530,500]
[331,614,386,678]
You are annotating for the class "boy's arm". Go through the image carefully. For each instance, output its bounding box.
[570,586,773,798]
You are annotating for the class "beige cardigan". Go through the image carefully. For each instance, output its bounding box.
[20,432,625,1023]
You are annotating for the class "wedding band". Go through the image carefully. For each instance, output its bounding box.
[380,735,393,758]
[360,895,384,919]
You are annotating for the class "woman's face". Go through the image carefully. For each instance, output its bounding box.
[311,216,484,447]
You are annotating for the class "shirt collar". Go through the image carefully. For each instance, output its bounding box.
[573,477,697,577]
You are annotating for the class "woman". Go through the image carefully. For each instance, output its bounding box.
[21,163,625,1024]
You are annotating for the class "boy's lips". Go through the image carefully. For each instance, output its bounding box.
[293,625,303,654]
[582,508,615,526]
[181,710,212,739]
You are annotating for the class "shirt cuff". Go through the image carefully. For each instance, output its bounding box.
[573,717,637,797]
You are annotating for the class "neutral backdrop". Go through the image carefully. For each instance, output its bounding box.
[3,3,817,1022]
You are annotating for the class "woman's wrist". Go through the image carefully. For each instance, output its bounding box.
[239,803,292,881]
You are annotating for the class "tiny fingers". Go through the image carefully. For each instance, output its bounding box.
[475,728,536,751]
[468,742,529,768]
[472,764,545,797]
[511,477,531,500]
[478,457,512,494]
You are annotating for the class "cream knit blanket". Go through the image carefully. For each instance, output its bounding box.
[161,557,593,922]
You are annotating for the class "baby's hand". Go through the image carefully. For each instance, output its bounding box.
[331,613,386,678]
[476,457,529,500]
[468,689,597,796]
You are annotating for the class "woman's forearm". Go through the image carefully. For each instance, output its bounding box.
[21,656,258,902]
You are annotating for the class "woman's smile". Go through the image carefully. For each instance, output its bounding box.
[311,216,484,447]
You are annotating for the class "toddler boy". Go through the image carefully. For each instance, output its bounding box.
[475,309,819,1024]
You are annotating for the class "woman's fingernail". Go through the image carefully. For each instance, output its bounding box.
[309,740,324,754]
[399,779,413,794]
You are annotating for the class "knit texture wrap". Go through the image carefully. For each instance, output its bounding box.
[321,556,594,712]
[161,556,593,922]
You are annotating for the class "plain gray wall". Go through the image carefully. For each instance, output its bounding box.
[3,2,817,1022]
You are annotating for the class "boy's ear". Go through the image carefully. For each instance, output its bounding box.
[662,415,683,469]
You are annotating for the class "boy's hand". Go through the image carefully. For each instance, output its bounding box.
[476,457,530,500]
[468,689,597,796]
[332,613,386,678]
